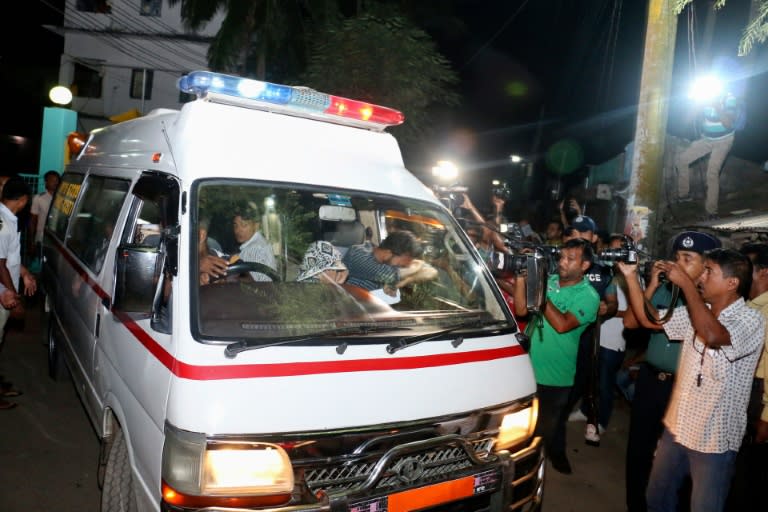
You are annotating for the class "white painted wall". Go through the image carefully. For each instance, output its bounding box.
[59,0,224,131]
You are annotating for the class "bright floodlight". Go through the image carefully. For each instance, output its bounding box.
[49,86,73,105]
[510,154,522,163]
[688,75,723,102]
[432,160,459,182]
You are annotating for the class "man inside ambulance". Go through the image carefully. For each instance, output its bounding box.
[230,203,277,282]
[343,230,437,302]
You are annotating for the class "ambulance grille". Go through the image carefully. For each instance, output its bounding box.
[302,437,495,494]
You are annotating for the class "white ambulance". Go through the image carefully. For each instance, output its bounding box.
[43,70,544,512]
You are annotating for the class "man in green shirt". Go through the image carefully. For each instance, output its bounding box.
[516,238,599,474]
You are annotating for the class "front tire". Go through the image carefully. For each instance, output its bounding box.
[100,427,137,512]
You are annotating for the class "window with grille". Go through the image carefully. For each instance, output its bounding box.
[130,69,154,100]
[140,0,161,16]
[72,62,103,99]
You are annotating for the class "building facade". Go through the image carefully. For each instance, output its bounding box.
[54,0,223,132]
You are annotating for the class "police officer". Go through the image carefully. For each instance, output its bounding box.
[562,215,618,445]
[622,230,721,512]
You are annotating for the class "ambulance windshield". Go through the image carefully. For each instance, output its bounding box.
[192,181,514,343]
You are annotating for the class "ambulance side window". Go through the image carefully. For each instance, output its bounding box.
[121,174,179,333]
[48,173,85,241]
[66,176,130,274]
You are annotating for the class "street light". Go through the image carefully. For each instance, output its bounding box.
[510,154,522,164]
[49,85,73,106]
[40,86,77,189]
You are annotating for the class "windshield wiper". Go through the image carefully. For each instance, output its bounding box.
[224,324,406,358]
[385,319,513,354]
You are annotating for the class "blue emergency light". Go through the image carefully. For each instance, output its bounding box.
[177,71,404,128]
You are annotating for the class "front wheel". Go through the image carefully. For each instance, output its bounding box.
[100,427,137,512]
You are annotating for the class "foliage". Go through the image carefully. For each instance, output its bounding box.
[672,0,726,12]
[673,0,768,56]
[167,0,330,80]
[737,1,768,56]
[197,185,314,260]
[302,14,460,143]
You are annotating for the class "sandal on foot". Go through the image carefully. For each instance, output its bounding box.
[0,399,17,410]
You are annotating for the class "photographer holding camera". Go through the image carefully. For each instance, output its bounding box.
[621,231,721,512]
[618,240,763,512]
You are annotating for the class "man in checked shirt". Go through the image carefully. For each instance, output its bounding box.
[617,248,765,512]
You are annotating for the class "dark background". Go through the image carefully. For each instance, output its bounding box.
[4,1,766,218]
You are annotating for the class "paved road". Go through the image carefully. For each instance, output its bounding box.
[0,302,629,512]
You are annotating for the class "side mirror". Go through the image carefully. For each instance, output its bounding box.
[113,245,161,315]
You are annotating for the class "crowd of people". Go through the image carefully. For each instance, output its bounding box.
[461,188,766,512]
[0,171,60,410]
[3,169,766,511]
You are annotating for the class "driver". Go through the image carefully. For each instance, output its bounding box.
[231,204,277,282]
[199,217,229,285]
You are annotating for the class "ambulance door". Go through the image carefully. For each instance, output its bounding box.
[98,173,179,433]
[56,173,131,418]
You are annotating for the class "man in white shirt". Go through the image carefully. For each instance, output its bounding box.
[28,170,60,261]
[232,206,277,282]
[618,249,764,512]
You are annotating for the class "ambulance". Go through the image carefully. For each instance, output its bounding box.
[43,70,545,512]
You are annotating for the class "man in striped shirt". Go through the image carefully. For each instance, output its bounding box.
[675,88,742,218]
[343,230,435,298]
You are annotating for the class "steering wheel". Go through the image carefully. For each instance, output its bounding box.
[211,261,281,282]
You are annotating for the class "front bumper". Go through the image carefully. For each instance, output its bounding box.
[165,435,544,512]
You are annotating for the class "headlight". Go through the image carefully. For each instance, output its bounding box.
[162,425,294,501]
[494,398,538,451]
[203,443,293,494]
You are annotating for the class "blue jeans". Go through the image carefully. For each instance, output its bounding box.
[647,429,737,512]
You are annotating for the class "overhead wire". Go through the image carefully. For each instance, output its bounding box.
[41,0,208,74]
[604,0,624,112]
[110,0,209,63]
[49,0,185,71]
[461,0,531,69]
[56,0,210,100]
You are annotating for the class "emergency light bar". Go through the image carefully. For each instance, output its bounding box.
[178,71,404,129]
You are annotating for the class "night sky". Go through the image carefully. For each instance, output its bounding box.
[4,1,766,206]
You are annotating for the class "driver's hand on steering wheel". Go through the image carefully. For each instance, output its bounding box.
[200,253,229,282]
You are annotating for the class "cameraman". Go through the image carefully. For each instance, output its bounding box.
[514,238,600,474]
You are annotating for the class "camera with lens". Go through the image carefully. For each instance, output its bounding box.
[491,181,512,201]
[642,260,667,282]
[433,184,469,215]
[562,197,580,221]
[598,240,639,265]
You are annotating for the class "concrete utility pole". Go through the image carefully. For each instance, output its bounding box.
[626,0,678,255]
